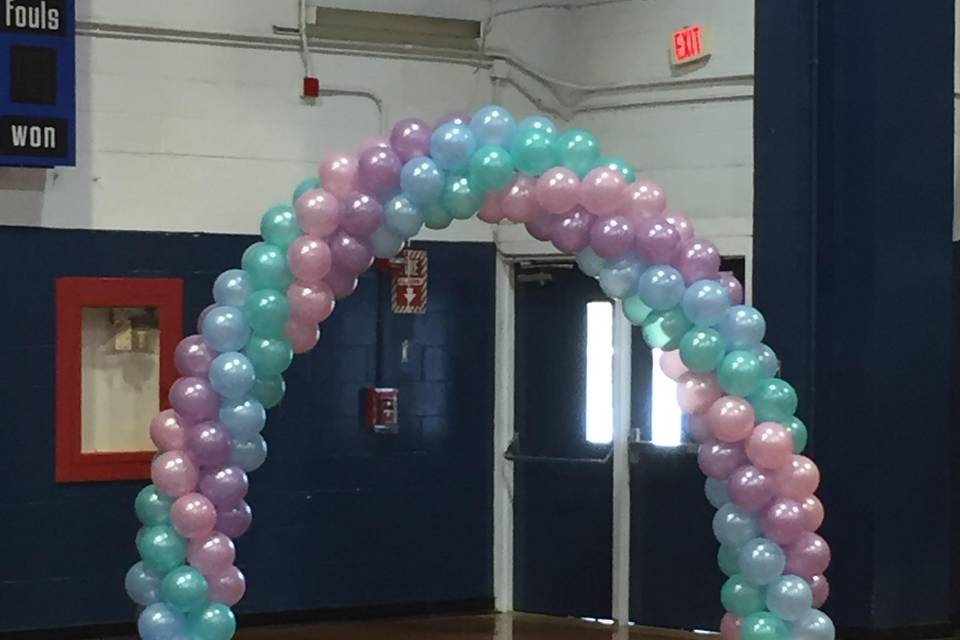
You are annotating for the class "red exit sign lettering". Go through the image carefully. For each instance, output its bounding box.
[671,24,710,65]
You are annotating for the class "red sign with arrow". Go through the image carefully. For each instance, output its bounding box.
[391,249,427,314]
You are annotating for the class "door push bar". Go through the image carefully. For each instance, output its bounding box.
[502,433,613,465]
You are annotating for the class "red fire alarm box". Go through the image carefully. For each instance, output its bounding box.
[366,387,399,433]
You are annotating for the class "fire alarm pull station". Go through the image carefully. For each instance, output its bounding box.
[366,387,399,433]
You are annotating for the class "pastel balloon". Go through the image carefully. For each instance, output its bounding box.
[137,524,188,574]
[421,201,454,230]
[766,575,813,621]
[259,204,300,249]
[219,397,266,442]
[292,177,320,204]
[478,191,507,224]
[556,128,600,177]
[659,348,689,380]
[170,493,217,539]
[518,114,556,135]
[536,167,579,214]
[196,304,216,334]
[720,613,743,640]
[295,188,341,237]
[707,396,755,443]
[748,378,798,423]
[136,485,173,526]
[400,157,444,204]
[718,545,741,577]
[125,561,161,606]
[746,422,794,470]
[686,413,711,442]
[753,343,780,378]
[208,352,256,400]
[705,477,731,508]
[287,280,336,324]
[790,609,835,640]
[161,565,209,613]
[728,465,775,511]
[441,174,484,220]
[721,574,764,616]
[738,537,786,585]
[389,117,432,161]
[682,279,731,327]
[188,532,236,576]
[138,602,186,640]
[342,191,385,237]
[576,246,606,277]
[318,152,358,198]
[676,372,723,415]
[230,435,268,472]
[382,194,423,238]
[212,269,252,308]
[760,498,807,545]
[598,257,643,299]
[215,501,252,539]
[469,144,515,192]
[552,207,595,253]
[679,328,726,373]
[719,305,767,351]
[641,307,692,350]
[244,335,293,377]
[434,111,471,127]
[741,612,789,640]
[370,226,406,258]
[501,175,542,222]
[328,230,374,276]
[676,238,721,284]
[590,216,635,259]
[357,146,402,197]
[325,267,359,300]
[663,210,694,242]
[698,439,748,480]
[809,574,830,608]
[152,451,200,498]
[242,242,293,291]
[718,350,763,397]
[800,496,824,531]
[470,104,516,147]
[621,295,652,326]
[580,166,626,216]
[774,455,821,500]
[431,122,476,171]
[622,179,666,221]
[201,305,251,353]
[634,216,681,265]
[712,504,759,548]
[511,126,557,176]
[720,271,745,305]
[150,409,187,453]
[207,565,246,607]
[185,421,232,468]
[287,235,332,284]
[199,465,249,509]
[286,317,321,354]
[193,602,237,640]
[599,156,636,183]
[525,212,554,241]
[785,532,831,579]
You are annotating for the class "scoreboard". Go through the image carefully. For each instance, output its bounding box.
[0,0,74,167]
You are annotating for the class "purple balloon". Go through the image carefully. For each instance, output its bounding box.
[675,237,721,284]
[589,215,635,259]
[199,465,249,508]
[697,439,748,480]
[728,465,775,511]
[169,377,221,424]
[552,207,596,254]
[329,230,374,276]
[785,532,831,579]
[324,266,359,300]
[634,216,681,265]
[357,146,402,197]
[389,118,433,162]
[435,111,471,128]
[185,421,232,468]
[215,500,253,538]
[174,335,217,378]
[760,498,807,545]
[341,192,384,238]
[525,212,554,242]
[719,271,745,305]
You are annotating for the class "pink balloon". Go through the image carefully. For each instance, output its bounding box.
[478,191,507,224]
[686,414,711,443]
[169,377,220,424]
[150,409,186,453]
[188,532,236,576]
[185,421,232,469]
[285,318,321,354]
[774,455,821,499]
[675,238,721,284]
[707,396,756,443]
[207,565,246,606]
[621,179,667,222]
[659,349,689,380]
[318,152,358,198]
[501,175,541,223]
[728,465,774,511]
[287,236,332,284]
[589,216,634,259]
[175,335,216,378]
[719,271,745,305]
[170,493,217,539]
[746,422,794,470]
[580,167,626,217]
[697,439,748,480]
[295,188,341,238]
[151,451,199,498]
[720,613,742,640]
[784,532,831,579]
[800,495,824,531]
[215,501,252,539]
[663,210,694,242]
[287,280,336,324]
[535,167,579,214]
[676,372,723,415]
[551,207,595,254]
[809,574,830,608]
[196,304,216,334]
[325,267,359,300]
[760,498,806,544]
[634,216,681,265]
[329,230,374,276]
[525,212,554,242]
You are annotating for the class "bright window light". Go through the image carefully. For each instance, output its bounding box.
[585,301,614,444]
[650,348,683,446]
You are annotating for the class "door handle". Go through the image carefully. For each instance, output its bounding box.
[502,434,613,465]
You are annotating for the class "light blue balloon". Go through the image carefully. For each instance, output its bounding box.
[518,114,556,136]
[430,122,476,171]
[790,609,836,640]
[719,304,767,350]
[201,305,251,353]
[400,157,444,204]
[576,247,606,277]
[231,435,267,472]
[470,104,517,147]
[705,478,730,509]
[212,269,252,307]
[718,544,740,577]
[125,561,161,606]
[138,602,186,640]
[636,265,685,310]
[766,575,814,621]
[738,537,786,585]
[383,194,424,239]
[753,343,780,377]
[370,226,406,258]
[208,352,256,400]
[219,397,266,441]
[682,279,731,327]
[599,258,642,299]
[712,503,759,548]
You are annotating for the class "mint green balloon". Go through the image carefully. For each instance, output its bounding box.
[135,485,172,526]
[679,328,726,373]
[137,524,187,575]
[421,201,453,230]
[784,416,808,453]
[718,350,764,396]
[243,289,290,338]
[642,308,692,350]
[251,374,285,409]
[468,144,515,192]
[244,336,293,377]
[441,174,484,220]
[193,602,236,640]
[510,127,558,176]
[599,156,636,182]
[623,294,653,325]
[721,574,765,617]
[160,566,208,613]
[748,378,799,422]
[742,612,789,640]
[241,242,293,291]
[557,129,600,177]
[292,177,320,204]
[718,544,740,577]
[259,205,301,249]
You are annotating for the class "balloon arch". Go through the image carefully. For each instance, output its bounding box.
[127,106,834,640]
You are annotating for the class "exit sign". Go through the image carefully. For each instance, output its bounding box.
[671,24,710,66]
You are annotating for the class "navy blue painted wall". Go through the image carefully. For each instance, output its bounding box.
[0,227,495,632]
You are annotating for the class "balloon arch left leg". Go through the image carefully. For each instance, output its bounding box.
[128,106,834,640]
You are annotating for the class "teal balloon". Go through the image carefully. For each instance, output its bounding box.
[137,524,187,575]
[244,335,293,378]
[192,602,236,640]
[251,374,285,409]
[718,545,741,577]
[441,174,484,220]
[518,115,556,136]
[748,378,799,422]
[243,289,290,338]
[241,242,293,291]
[718,350,764,396]
[599,155,636,182]
[135,485,172,526]
[292,177,320,204]
[742,612,790,640]
[160,566,208,613]
[557,128,600,177]
[421,201,453,230]
[259,205,300,249]
[784,416,808,453]
[622,294,653,325]
[679,328,726,373]
[576,247,606,277]
[721,574,765,616]
[705,477,730,508]
[642,308,692,350]
[510,127,557,176]
[468,144,515,192]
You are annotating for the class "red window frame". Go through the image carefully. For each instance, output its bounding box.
[56,277,183,482]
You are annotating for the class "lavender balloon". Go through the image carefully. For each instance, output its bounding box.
[525,212,554,241]
[728,465,775,511]
[676,238,721,284]
[341,192,384,237]
[634,216,681,265]
[357,146,402,197]
[215,501,253,539]
[199,465,249,508]
[185,421,232,468]
[698,439,748,480]
[170,377,221,424]
[175,335,216,378]
[552,207,595,254]
[389,117,433,162]
[325,266,358,300]
[329,230,374,276]
[590,216,635,259]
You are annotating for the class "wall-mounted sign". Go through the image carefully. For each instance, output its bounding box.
[671,23,710,66]
[0,0,75,167]
[391,249,427,314]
